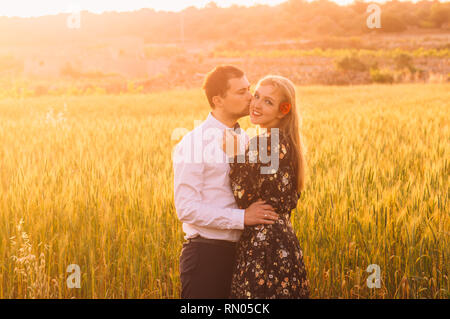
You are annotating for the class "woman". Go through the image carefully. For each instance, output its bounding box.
[223,75,310,299]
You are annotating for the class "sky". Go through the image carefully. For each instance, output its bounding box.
[0,0,427,18]
[0,0,392,18]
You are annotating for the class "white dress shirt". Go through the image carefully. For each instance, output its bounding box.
[173,113,249,242]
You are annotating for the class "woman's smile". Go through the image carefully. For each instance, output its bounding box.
[251,109,262,117]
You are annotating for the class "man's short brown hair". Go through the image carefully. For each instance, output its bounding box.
[202,65,245,108]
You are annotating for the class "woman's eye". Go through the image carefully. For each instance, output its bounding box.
[265,100,273,105]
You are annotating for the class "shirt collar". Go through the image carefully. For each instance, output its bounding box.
[206,112,230,130]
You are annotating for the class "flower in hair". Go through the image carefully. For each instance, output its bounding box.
[279,102,291,115]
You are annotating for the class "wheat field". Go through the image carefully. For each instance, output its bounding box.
[0,84,448,299]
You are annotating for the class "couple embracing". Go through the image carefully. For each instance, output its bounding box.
[173,65,310,299]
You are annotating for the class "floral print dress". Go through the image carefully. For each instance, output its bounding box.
[228,129,310,299]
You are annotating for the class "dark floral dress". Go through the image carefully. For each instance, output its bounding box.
[228,129,310,299]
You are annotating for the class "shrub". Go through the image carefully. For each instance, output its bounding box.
[394,54,412,69]
[394,53,416,73]
[380,14,407,32]
[335,56,368,72]
[370,68,394,84]
[430,3,450,28]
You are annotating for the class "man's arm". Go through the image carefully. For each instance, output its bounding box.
[174,159,245,230]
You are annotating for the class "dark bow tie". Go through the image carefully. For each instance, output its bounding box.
[233,122,241,134]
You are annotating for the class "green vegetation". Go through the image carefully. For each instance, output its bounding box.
[214,48,450,59]
[370,68,395,84]
[336,56,368,72]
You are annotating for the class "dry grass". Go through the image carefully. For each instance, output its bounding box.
[0,84,448,298]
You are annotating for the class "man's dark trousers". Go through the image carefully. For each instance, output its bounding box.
[179,239,237,299]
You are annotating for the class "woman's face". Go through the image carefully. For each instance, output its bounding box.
[249,84,284,128]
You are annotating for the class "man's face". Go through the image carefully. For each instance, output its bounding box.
[219,76,252,118]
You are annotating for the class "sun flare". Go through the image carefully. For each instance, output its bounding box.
[0,0,375,18]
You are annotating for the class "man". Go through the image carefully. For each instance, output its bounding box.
[173,65,279,299]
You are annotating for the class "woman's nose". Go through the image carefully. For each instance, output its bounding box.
[253,98,263,109]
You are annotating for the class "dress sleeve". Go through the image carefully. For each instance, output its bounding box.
[229,131,298,213]
[229,137,261,209]
[259,132,298,211]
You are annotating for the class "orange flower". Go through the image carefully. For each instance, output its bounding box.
[279,102,291,115]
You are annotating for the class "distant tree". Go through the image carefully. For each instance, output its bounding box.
[380,13,407,32]
[0,0,448,46]
[336,56,368,72]
[394,54,417,73]
[206,1,218,10]
[401,12,420,27]
[284,0,308,12]
[370,68,394,84]
[351,0,367,14]
[312,16,343,35]
[430,2,450,27]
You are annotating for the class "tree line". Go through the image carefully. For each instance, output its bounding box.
[0,0,449,46]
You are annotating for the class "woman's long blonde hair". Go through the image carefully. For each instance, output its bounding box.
[256,75,307,194]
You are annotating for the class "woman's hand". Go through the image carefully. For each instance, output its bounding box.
[222,129,242,158]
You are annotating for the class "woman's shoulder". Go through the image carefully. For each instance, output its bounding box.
[246,128,292,155]
[250,128,289,140]
[264,128,292,148]
[247,128,291,144]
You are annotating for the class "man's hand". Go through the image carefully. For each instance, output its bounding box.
[244,200,278,226]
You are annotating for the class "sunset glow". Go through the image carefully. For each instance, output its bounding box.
[0,0,448,301]
[0,0,396,18]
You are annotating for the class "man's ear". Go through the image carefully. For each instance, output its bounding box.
[212,95,223,108]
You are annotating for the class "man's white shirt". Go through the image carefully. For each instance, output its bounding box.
[173,113,249,242]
